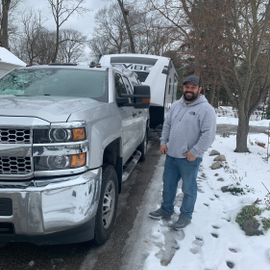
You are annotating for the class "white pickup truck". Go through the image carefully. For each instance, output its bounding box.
[0,63,150,245]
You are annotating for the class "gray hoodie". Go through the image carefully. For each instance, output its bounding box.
[160,94,216,158]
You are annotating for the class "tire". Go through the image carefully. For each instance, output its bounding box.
[138,128,148,162]
[94,165,118,245]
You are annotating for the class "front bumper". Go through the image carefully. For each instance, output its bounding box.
[0,168,102,245]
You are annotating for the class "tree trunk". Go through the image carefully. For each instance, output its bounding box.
[234,108,250,152]
[0,0,11,49]
[52,25,59,63]
[215,88,220,108]
[117,0,135,53]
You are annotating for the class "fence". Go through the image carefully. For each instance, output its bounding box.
[215,106,264,121]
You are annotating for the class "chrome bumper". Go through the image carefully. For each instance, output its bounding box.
[0,168,102,244]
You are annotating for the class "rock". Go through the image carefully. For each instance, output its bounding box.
[242,219,263,236]
[222,133,230,138]
[221,186,229,192]
[214,155,226,161]
[217,177,224,181]
[209,149,220,156]
[211,162,223,170]
[267,249,270,261]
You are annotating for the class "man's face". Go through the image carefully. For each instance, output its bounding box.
[183,82,202,102]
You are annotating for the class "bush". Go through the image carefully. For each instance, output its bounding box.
[262,218,270,231]
[263,101,270,119]
[236,204,262,227]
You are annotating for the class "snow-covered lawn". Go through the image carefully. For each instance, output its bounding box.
[142,117,270,270]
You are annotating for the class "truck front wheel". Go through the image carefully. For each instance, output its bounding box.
[94,165,118,245]
[138,129,148,162]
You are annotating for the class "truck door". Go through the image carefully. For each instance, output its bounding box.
[115,73,140,164]
[122,75,143,146]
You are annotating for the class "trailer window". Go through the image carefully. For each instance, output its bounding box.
[134,72,149,83]
[111,57,157,66]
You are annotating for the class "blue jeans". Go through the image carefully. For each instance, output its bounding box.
[161,155,202,219]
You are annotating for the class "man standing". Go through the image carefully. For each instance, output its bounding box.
[149,75,216,230]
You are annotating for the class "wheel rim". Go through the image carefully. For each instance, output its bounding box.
[102,179,116,229]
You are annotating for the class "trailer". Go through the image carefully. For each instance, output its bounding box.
[99,54,179,128]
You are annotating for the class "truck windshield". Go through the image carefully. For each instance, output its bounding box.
[0,68,108,102]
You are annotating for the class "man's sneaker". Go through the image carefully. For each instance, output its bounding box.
[173,214,191,230]
[149,207,172,220]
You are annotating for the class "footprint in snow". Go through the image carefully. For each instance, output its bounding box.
[190,236,204,254]
[156,221,184,266]
[226,261,235,269]
[211,233,219,238]
[229,247,239,253]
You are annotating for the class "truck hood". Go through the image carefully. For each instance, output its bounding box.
[0,95,101,122]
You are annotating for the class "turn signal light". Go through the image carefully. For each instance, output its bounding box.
[73,128,86,140]
[141,98,150,103]
[71,153,86,167]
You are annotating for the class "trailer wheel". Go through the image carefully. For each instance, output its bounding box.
[138,129,148,162]
[94,165,118,245]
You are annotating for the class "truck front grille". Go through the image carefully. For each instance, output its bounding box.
[0,129,31,144]
[0,157,31,175]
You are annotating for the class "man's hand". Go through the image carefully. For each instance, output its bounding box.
[160,145,168,155]
[183,150,197,161]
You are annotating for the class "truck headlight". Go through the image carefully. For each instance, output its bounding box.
[49,129,72,142]
[34,127,86,143]
[35,153,86,171]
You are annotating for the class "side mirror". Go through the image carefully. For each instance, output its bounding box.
[133,85,151,109]
[116,85,151,109]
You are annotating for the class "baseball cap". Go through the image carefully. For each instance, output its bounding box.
[183,75,201,87]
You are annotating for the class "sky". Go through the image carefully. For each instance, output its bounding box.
[125,111,270,270]
[19,0,107,35]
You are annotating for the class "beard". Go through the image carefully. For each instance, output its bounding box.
[184,91,199,102]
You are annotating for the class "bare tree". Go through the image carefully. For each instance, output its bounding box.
[116,0,135,53]
[12,9,55,65]
[150,0,270,153]
[0,0,19,49]
[89,3,129,58]
[47,0,88,62]
[90,1,178,59]
[58,28,87,63]
[211,0,270,152]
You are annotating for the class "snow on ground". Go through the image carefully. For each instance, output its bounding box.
[141,116,270,270]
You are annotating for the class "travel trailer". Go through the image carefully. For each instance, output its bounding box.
[99,54,179,128]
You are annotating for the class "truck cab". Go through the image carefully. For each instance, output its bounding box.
[0,63,150,245]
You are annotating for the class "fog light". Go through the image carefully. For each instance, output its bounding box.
[48,155,70,169]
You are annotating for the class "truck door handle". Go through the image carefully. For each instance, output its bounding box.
[132,113,137,117]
